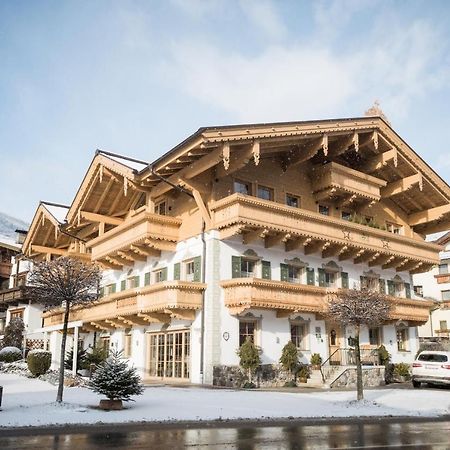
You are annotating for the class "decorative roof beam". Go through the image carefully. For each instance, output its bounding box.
[215,143,256,178]
[328,132,358,157]
[243,228,269,245]
[80,211,124,226]
[137,312,170,323]
[265,233,291,249]
[304,240,330,256]
[408,203,450,227]
[164,308,196,321]
[368,254,393,267]
[322,244,346,259]
[280,135,328,171]
[365,148,398,172]
[117,315,148,326]
[285,236,311,252]
[381,173,423,198]
[130,245,160,258]
[382,257,403,270]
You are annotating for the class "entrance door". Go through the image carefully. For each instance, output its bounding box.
[326,323,343,365]
[147,329,190,381]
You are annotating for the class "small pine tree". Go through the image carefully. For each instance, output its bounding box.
[64,347,88,372]
[236,338,261,386]
[89,351,144,402]
[279,341,298,383]
[3,317,25,349]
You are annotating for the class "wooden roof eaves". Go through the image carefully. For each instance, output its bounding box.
[66,153,139,224]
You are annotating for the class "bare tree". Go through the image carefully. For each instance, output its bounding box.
[27,257,101,403]
[327,288,391,401]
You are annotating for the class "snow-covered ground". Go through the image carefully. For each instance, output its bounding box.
[0,373,449,428]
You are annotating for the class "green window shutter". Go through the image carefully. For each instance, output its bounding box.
[144,272,151,286]
[341,272,349,289]
[379,278,386,294]
[174,263,181,281]
[280,263,288,282]
[261,260,271,280]
[111,284,116,294]
[387,280,395,296]
[232,256,241,278]
[318,268,325,287]
[193,256,201,282]
[306,268,315,286]
[405,282,411,298]
[99,287,105,297]
[120,280,126,291]
[161,267,168,281]
[135,276,140,287]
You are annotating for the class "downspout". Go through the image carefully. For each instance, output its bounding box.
[200,219,206,384]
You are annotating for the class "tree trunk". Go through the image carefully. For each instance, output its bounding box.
[248,367,252,384]
[355,324,364,401]
[56,301,70,403]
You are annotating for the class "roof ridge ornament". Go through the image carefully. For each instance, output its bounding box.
[365,100,391,126]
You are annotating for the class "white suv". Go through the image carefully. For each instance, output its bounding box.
[412,351,450,388]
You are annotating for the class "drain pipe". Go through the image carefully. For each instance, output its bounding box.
[200,219,206,384]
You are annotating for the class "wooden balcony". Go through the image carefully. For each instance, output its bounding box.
[435,273,450,284]
[211,194,440,273]
[220,278,433,324]
[86,208,182,269]
[0,286,27,311]
[42,281,206,329]
[311,162,387,204]
[0,261,12,279]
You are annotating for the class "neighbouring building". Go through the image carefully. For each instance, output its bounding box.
[20,117,449,385]
[415,231,450,340]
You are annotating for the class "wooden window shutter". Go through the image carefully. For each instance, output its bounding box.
[280,263,288,282]
[306,267,315,285]
[120,280,126,291]
[318,268,325,287]
[193,256,201,282]
[161,267,168,281]
[405,282,411,298]
[174,263,181,281]
[341,272,349,289]
[232,256,241,278]
[387,280,395,296]
[144,272,151,286]
[261,260,271,280]
[379,278,386,294]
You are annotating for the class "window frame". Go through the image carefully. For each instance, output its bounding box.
[239,318,258,347]
[290,320,310,351]
[123,333,132,358]
[256,184,274,201]
[233,179,252,196]
[154,199,167,216]
[286,193,300,208]
[318,204,330,216]
[396,326,409,352]
[442,290,450,301]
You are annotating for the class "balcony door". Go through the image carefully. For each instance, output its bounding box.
[146,329,190,381]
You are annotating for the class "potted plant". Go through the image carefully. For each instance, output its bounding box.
[297,365,310,383]
[89,350,144,410]
[236,337,261,388]
[279,341,299,387]
[310,353,322,370]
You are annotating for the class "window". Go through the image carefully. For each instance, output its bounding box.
[439,263,449,275]
[10,309,24,320]
[257,185,273,201]
[396,327,409,351]
[100,336,110,353]
[361,276,378,291]
[154,200,166,216]
[386,222,403,235]
[239,320,257,346]
[324,272,335,287]
[341,211,352,221]
[286,194,300,208]
[234,180,251,195]
[394,281,404,297]
[442,290,450,301]
[291,322,309,350]
[127,276,140,289]
[318,204,330,216]
[185,260,195,282]
[369,327,382,346]
[153,268,167,283]
[414,285,423,297]
[288,265,302,284]
[440,320,448,331]
[103,283,117,296]
[241,258,256,278]
[124,333,132,358]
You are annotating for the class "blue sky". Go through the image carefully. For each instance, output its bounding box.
[1,0,450,222]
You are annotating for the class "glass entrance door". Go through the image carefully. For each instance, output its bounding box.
[147,329,190,380]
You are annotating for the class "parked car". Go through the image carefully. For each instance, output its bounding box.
[411,351,450,388]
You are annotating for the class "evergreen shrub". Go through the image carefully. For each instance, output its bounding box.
[27,349,52,376]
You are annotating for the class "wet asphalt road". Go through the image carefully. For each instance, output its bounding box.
[1,418,450,450]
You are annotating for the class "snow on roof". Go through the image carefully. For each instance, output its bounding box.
[0,238,20,251]
[42,202,69,224]
[97,150,148,172]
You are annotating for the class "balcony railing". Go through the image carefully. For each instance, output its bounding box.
[435,273,450,284]
[211,194,440,273]
[0,261,12,279]
[42,281,206,328]
[220,277,433,323]
[0,286,26,311]
[86,208,182,265]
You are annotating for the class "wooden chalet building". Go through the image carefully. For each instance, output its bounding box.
[23,116,449,385]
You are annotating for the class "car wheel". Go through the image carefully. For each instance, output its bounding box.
[412,380,421,388]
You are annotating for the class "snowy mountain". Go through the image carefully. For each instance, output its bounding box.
[0,211,29,245]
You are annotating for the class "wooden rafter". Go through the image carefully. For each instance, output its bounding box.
[80,211,124,226]
[381,173,423,198]
[365,148,398,172]
[280,135,328,171]
[408,204,450,227]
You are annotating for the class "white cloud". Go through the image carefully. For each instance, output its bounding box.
[169,0,225,19]
[239,0,287,40]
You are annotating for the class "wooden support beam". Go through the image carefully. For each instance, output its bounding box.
[150,146,224,199]
[94,177,116,213]
[99,258,122,270]
[304,240,330,256]
[328,132,358,157]
[117,251,135,262]
[265,233,291,249]
[382,257,403,270]
[80,211,124,226]
[353,250,373,264]
[117,315,148,326]
[137,312,170,323]
[381,173,423,198]
[322,244,346,259]
[368,254,393,267]
[107,255,132,266]
[31,245,68,256]
[397,260,423,273]
[130,245,160,257]
[122,250,147,262]
[90,321,110,331]
[365,148,398,172]
[242,228,269,245]
[276,310,294,318]
[215,144,254,178]
[104,319,126,329]
[408,204,450,227]
[164,309,196,321]
[280,135,327,171]
[285,236,311,252]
